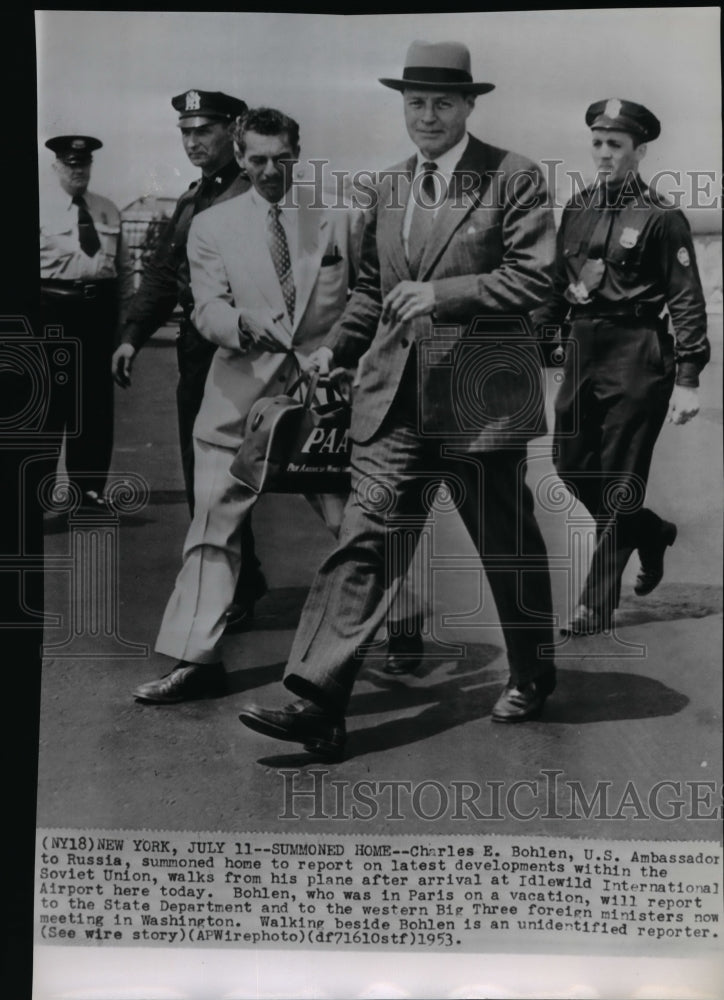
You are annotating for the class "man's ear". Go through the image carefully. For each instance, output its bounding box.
[635,141,648,165]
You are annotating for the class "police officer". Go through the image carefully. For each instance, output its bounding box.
[41,135,134,509]
[536,99,710,634]
[111,90,265,625]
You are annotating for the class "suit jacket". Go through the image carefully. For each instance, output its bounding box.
[188,186,363,448]
[326,134,556,450]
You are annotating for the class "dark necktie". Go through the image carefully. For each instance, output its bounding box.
[407,161,439,279]
[73,195,101,257]
[267,203,296,323]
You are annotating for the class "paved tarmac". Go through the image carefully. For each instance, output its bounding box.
[38,322,722,843]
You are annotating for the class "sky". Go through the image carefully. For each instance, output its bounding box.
[36,9,721,229]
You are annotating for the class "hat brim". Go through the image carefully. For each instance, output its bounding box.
[379,77,495,95]
[176,114,233,127]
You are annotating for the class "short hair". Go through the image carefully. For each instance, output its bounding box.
[233,107,300,153]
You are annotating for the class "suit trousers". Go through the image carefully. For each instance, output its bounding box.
[40,285,117,497]
[283,364,555,713]
[155,436,347,664]
[554,317,675,617]
[176,319,260,594]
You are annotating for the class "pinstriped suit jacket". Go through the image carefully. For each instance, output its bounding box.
[325,134,556,451]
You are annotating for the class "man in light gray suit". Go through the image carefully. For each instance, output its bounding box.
[133,107,363,703]
[240,42,558,758]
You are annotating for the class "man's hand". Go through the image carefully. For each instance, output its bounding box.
[667,385,700,425]
[381,281,436,325]
[112,343,136,388]
[239,314,291,354]
[301,346,334,374]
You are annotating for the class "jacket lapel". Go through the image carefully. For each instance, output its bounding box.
[292,192,327,333]
[238,196,289,318]
[380,158,414,282]
[417,137,492,280]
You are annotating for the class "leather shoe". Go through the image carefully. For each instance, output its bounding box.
[560,604,611,636]
[635,520,677,596]
[133,661,227,704]
[224,572,268,634]
[491,674,555,724]
[384,632,423,675]
[79,490,109,513]
[239,698,346,760]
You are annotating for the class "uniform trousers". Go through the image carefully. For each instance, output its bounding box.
[40,283,117,497]
[283,366,555,713]
[155,436,347,665]
[554,317,676,618]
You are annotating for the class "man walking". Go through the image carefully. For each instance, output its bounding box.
[133,107,363,703]
[239,41,558,759]
[535,99,710,635]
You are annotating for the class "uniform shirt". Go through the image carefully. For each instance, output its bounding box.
[402,132,470,258]
[122,158,250,349]
[40,186,134,306]
[536,174,709,387]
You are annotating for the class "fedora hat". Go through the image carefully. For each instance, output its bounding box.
[379,41,495,95]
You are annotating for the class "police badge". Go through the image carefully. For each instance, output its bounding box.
[619,227,640,249]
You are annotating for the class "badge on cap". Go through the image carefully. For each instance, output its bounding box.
[619,227,640,249]
[677,247,691,267]
[185,90,201,111]
[604,98,623,120]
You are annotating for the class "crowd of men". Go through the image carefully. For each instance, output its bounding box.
[40,40,709,761]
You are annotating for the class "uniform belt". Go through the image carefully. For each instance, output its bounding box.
[41,278,117,301]
[570,303,663,322]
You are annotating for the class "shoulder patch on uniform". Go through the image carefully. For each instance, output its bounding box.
[677,247,691,267]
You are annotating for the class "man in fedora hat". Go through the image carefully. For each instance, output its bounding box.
[533,99,710,636]
[111,90,266,632]
[41,135,134,510]
[239,41,558,759]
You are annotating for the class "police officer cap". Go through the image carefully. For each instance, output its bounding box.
[172,89,247,127]
[45,135,102,164]
[586,99,661,142]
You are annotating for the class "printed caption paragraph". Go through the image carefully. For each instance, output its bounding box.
[36,830,722,955]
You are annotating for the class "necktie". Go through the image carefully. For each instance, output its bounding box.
[73,195,101,257]
[407,161,439,279]
[267,203,296,323]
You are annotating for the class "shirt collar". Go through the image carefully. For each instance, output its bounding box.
[201,157,240,190]
[414,133,470,179]
[249,185,298,219]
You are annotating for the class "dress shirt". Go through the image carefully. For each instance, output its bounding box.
[402,132,471,258]
[248,187,301,289]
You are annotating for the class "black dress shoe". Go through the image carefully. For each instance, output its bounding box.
[239,699,346,760]
[224,572,269,634]
[133,661,227,704]
[560,604,611,636]
[491,674,554,724]
[78,490,110,513]
[635,520,677,596]
[384,632,424,675]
